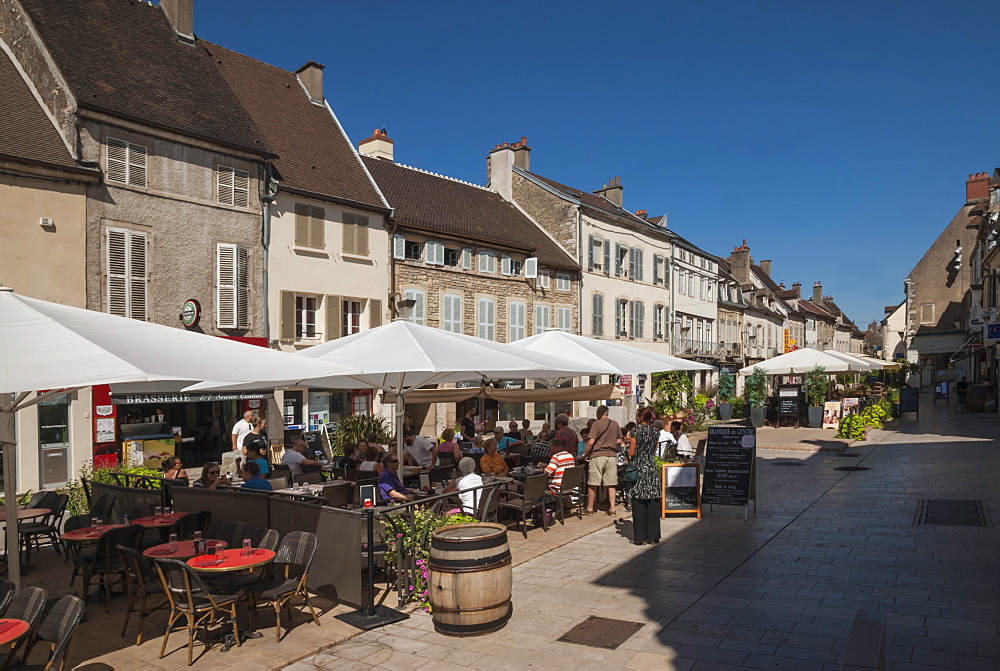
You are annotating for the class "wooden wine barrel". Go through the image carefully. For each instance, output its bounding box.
[428,522,512,636]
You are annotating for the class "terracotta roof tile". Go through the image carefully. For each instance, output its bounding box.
[0,50,76,170]
[204,43,386,211]
[362,157,577,270]
[799,300,836,319]
[19,0,268,154]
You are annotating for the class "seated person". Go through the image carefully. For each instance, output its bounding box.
[670,421,695,460]
[240,461,272,491]
[543,437,576,496]
[443,457,484,515]
[238,443,270,476]
[281,439,322,477]
[402,433,437,468]
[357,445,384,475]
[529,430,553,461]
[503,420,521,440]
[336,442,360,469]
[479,439,509,478]
[438,428,463,464]
[577,427,590,457]
[519,418,534,440]
[377,454,414,503]
[490,426,523,454]
[161,456,189,486]
[465,435,485,454]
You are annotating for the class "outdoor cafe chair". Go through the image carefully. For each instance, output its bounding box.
[89,494,116,522]
[117,545,164,646]
[352,472,378,487]
[125,502,154,522]
[0,580,13,614]
[251,528,279,553]
[247,531,321,642]
[268,474,290,491]
[498,474,551,539]
[17,594,86,671]
[552,465,585,523]
[154,558,241,666]
[168,511,211,541]
[427,466,451,485]
[216,521,253,550]
[63,514,93,583]
[293,472,323,486]
[437,452,456,468]
[1,586,47,668]
[19,492,67,559]
[475,482,504,523]
[326,466,348,480]
[321,484,351,508]
[80,524,144,613]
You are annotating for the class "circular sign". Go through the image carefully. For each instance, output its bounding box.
[741,434,756,448]
[180,299,201,328]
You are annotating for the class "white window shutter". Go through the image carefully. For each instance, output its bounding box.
[523,257,537,279]
[106,228,128,316]
[462,248,472,270]
[501,255,512,276]
[106,138,128,184]
[217,243,237,328]
[394,234,405,260]
[236,245,249,328]
[234,169,249,207]
[436,243,445,265]
[128,231,148,321]
[603,239,611,276]
[128,142,147,187]
[217,167,234,206]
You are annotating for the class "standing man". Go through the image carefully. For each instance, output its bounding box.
[231,410,254,454]
[583,405,621,516]
[459,406,477,443]
[402,433,437,468]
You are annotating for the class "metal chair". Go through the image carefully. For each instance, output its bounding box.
[79,524,144,612]
[247,531,321,642]
[153,558,240,666]
[475,482,504,522]
[250,528,279,552]
[18,594,86,671]
[498,474,551,539]
[168,511,211,541]
[1,586,47,668]
[552,465,585,523]
[117,545,165,645]
[293,472,323,486]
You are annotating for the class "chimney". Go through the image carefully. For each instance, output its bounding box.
[635,209,648,218]
[295,61,325,103]
[791,281,801,299]
[966,172,989,202]
[486,138,529,199]
[759,259,772,277]
[160,0,194,40]
[593,176,623,207]
[812,282,823,302]
[358,127,394,161]
[728,240,751,284]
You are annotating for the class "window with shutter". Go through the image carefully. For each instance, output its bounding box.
[105,227,148,320]
[325,295,342,340]
[534,305,550,335]
[509,301,526,341]
[342,213,356,255]
[217,166,249,207]
[106,137,147,187]
[635,249,643,282]
[587,236,596,271]
[478,252,495,274]
[616,299,627,337]
[524,257,538,279]
[343,213,370,256]
[296,296,319,339]
[342,299,362,336]
[603,239,611,276]
[216,243,249,329]
[478,298,496,340]
[403,289,425,325]
[556,273,570,291]
[630,301,644,339]
[500,255,512,276]
[538,271,550,289]
[394,234,406,260]
[462,248,472,270]
[592,294,604,336]
[557,307,571,332]
[442,293,463,333]
[280,291,295,341]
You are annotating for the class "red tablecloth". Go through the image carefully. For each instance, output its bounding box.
[0,619,29,646]
[61,524,126,542]
[134,512,186,527]
[144,539,227,559]
[187,548,275,572]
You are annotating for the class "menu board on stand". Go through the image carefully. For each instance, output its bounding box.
[660,462,701,519]
[701,426,756,519]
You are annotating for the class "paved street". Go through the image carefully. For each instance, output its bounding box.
[289,397,1000,670]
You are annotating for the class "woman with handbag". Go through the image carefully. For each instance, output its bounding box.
[627,407,661,545]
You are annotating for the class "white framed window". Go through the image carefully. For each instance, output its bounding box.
[592,293,604,336]
[403,289,426,325]
[629,301,644,339]
[106,227,148,320]
[404,240,422,261]
[478,251,496,274]
[217,166,249,207]
[216,243,249,329]
[919,303,935,324]
[509,301,526,341]
[342,213,370,256]
[535,305,550,334]
[425,241,444,265]
[654,304,665,339]
[295,295,318,340]
[557,306,571,332]
[442,293,463,333]
[616,299,628,337]
[538,271,550,289]
[477,298,496,340]
[342,299,362,336]
[295,204,325,250]
[106,137,147,187]
[556,273,571,291]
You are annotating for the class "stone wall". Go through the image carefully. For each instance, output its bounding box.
[511,172,579,256]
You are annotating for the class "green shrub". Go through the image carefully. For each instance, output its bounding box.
[836,414,867,441]
[649,371,694,417]
[718,371,736,403]
[744,368,769,407]
[731,397,746,418]
[805,365,827,406]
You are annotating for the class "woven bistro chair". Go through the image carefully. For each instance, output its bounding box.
[1,586,47,668]
[216,521,253,550]
[167,511,211,541]
[153,559,240,666]
[552,465,585,523]
[79,524,144,612]
[88,494,116,522]
[293,472,323,486]
[0,580,14,614]
[247,531,321,642]
[117,545,165,646]
[497,474,551,539]
[16,595,86,671]
[18,492,66,559]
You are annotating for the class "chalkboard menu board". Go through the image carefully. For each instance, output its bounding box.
[899,387,919,414]
[660,463,700,518]
[778,398,798,415]
[302,430,323,460]
[702,426,756,508]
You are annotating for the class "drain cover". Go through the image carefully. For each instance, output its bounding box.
[836,453,862,458]
[557,616,643,649]
[916,500,990,527]
[772,462,804,467]
[834,466,871,471]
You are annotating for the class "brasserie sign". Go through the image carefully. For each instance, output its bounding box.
[112,391,272,405]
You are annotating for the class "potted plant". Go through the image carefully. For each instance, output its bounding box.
[717,371,736,421]
[805,365,827,427]
[744,367,769,428]
[650,371,693,420]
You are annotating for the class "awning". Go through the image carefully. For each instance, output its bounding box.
[382,383,620,405]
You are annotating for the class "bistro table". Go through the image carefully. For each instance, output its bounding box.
[134,512,186,528]
[509,468,546,482]
[60,524,126,543]
[144,539,227,560]
[0,619,30,647]
[187,548,275,573]
[0,506,50,521]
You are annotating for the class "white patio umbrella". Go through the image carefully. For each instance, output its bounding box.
[740,347,871,375]
[186,320,609,461]
[820,350,874,373]
[0,287,363,588]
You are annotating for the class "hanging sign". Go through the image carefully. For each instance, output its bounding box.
[180,299,201,328]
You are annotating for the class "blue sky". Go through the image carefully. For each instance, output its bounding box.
[196,1,999,327]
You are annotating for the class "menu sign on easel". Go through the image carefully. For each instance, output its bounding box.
[660,462,701,518]
[702,426,756,510]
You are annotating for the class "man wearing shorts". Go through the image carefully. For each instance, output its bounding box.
[583,405,621,516]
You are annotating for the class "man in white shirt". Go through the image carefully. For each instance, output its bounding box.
[653,419,676,459]
[671,421,695,460]
[281,439,322,477]
[231,410,254,454]
[402,433,437,468]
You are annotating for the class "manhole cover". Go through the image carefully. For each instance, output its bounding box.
[833,466,871,472]
[772,462,804,467]
[915,499,990,527]
[557,616,643,649]
[836,453,862,458]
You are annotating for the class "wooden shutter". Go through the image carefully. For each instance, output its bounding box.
[218,167,234,205]
[127,142,147,187]
[236,245,249,328]
[233,169,249,207]
[394,234,406,260]
[462,248,472,270]
[310,206,325,250]
[295,204,310,247]
[106,138,128,184]
[280,291,295,341]
[603,239,611,276]
[106,228,128,316]
[326,295,342,340]
[355,215,369,256]
[217,243,237,328]
[128,231,148,321]
[587,235,596,270]
[369,298,382,328]
[342,213,356,255]
[592,293,603,336]
[501,255,511,276]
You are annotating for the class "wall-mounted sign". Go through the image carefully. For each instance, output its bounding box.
[180,299,201,328]
[111,391,272,405]
[986,323,1000,341]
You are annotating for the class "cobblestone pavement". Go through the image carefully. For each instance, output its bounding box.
[289,397,1000,670]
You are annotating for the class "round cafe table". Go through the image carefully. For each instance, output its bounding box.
[144,539,228,560]
[0,506,50,521]
[61,524,126,542]
[134,512,186,528]
[187,548,275,573]
[0,619,30,647]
